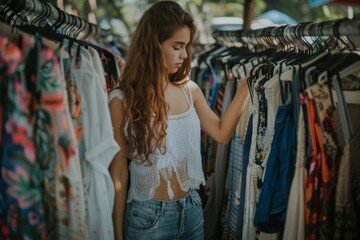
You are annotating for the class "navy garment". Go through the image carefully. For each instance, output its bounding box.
[236,114,253,239]
[253,104,297,233]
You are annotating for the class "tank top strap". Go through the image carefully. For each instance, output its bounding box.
[186,82,193,106]
[180,85,192,106]
[180,82,193,107]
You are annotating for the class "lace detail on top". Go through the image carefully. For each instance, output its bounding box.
[108,84,205,202]
[108,89,124,103]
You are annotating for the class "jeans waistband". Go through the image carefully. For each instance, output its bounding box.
[129,189,198,211]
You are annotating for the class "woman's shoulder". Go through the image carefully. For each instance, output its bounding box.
[184,78,202,99]
[108,88,124,103]
[184,78,199,90]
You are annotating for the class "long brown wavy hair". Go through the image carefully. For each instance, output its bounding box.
[119,1,196,164]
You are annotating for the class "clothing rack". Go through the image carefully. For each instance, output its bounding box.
[0,0,114,40]
[212,18,360,50]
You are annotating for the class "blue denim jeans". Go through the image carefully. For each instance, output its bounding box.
[124,189,204,240]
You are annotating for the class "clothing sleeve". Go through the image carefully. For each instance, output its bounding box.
[108,89,124,103]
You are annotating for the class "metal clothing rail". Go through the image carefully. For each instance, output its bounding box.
[0,0,114,40]
[212,18,360,47]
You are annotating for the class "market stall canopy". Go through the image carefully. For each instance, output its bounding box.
[308,0,360,7]
[254,10,297,25]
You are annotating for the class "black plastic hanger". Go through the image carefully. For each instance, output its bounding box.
[52,5,66,33]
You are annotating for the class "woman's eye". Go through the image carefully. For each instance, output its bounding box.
[173,46,181,50]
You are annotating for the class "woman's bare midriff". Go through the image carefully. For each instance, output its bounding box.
[153,171,188,201]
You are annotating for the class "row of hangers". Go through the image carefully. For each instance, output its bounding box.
[0,0,126,89]
[0,0,126,46]
[1,0,96,40]
[212,18,360,54]
[201,18,360,141]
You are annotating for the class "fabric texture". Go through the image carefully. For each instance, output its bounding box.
[203,79,234,240]
[108,81,206,203]
[124,189,204,240]
[72,47,120,240]
[283,104,306,240]
[254,104,297,233]
[334,131,360,240]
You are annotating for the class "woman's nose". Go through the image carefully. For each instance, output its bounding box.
[180,49,188,59]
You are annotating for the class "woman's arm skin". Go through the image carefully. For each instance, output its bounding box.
[192,79,250,144]
[109,98,129,240]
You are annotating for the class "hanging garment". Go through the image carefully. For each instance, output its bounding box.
[199,79,235,240]
[36,45,87,239]
[283,99,307,240]
[334,131,360,240]
[254,102,297,233]
[305,94,328,240]
[308,81,340,239]
[222,95,251,239]
[71,46,120,240]
[0,37,47,240]
[243,74,262,240]
[262,68,282,165]
[0,3,126,238]
[60,43,87,167]
[58,45,88,239]
[193,19,360,240]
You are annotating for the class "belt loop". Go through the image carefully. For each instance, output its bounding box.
[180,195,186,208]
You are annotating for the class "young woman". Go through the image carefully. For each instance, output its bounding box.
[108,1,249,239]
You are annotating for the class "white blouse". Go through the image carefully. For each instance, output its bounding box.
[73,47,120,240]
[108,82,205,202]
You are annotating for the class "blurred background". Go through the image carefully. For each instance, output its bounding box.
[49,0,360,45]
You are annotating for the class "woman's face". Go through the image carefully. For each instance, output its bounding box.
[161,26,190,74]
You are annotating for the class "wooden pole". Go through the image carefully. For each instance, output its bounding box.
[243,0,254,30]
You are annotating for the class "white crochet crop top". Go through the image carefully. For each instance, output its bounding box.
[108,82,206,202]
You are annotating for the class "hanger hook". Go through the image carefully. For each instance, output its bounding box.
[333,18,353,50]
